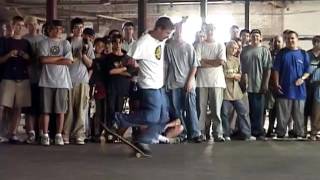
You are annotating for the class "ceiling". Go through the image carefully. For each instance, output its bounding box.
[0,0,300,23]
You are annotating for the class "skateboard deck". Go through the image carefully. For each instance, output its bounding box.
[99,122,151,158]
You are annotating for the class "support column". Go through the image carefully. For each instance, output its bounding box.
[138,0,147,37]
[46,0,57,22]
[245,0,250,29]
[200,0,208,24]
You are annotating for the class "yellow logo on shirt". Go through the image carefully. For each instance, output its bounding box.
[155,45,161,60]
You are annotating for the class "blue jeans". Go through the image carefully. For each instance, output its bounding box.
[248,93,265,136]
[114,88,169,144]
[168,88,201,139]
[221,100,251,138]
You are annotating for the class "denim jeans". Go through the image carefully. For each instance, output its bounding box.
[248,93,265,136]
[221,100,251,138]
[168,88,201,139]
[114,88,169,144]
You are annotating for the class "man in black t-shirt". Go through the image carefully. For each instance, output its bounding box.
[103,34,133,133]
[0,16,32,143]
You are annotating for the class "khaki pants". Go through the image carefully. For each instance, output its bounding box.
[63,83,89,140]
[0,80,31,108]
[311,99,320,135]
[198,87,224,138]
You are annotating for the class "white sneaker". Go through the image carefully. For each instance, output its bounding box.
[26,131,36,144]
[296,136,304,141]
[245,136,256,141]
[0,136,8,143]
[76,137,85,145]
[41,134,50,146]
[225,137,231,141]
[55,134,64,146]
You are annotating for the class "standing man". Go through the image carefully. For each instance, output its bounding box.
[122,22,136,53]
[230,25,240,41]
[0,20,14,142]
[38,20,73,146]
[63,18,94,145]
[0,16,32,143]
[112,17,174,154]
[240,29,250,47]
[273,31,310,139]
[83,27,95,44]
[308,36,320,140]
[23,16,46,144]
[240,29,272,139]
[196,24,226,142]
[165,22,202,143]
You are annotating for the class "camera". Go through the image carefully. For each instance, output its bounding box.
[82,38,89,54]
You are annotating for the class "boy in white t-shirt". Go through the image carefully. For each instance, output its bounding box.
[111,17,174,155]
[195,24,227,142]
[38,20,73,146]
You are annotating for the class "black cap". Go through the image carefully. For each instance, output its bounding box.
[83,28,95,36]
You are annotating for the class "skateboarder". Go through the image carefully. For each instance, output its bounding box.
[111,17,174,155]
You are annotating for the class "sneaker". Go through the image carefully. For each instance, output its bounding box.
[256,135,266,141]
[9,135,20,144]
[26,131,36,144]
[0,136,8,143]
[272,135,285,140]
[244,136,256,141]
[225,137,231,141]
[296,136,304,141]
[266,132,276,138]
[215,136,225,142]
[41,134,50,146]
[207,136,214,143]
[288,130,297,138]
[133,142,152,156]
[190,136,203,143]
[55,134,64,146]
[310,136,317,141]
[76,137,85,145]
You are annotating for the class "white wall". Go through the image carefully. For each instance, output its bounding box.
[283,1,320,49]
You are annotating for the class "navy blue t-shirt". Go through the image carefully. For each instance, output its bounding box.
[273,48,310,100]
[2,37,32,80]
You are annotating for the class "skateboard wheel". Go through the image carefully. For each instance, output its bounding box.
[135,153,141,158]
[107,134,113,141]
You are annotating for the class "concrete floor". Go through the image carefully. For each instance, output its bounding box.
[1,141,320,180]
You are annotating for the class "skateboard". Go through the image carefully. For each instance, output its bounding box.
[99,122,151,158]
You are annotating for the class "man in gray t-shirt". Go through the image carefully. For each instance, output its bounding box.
[23,16,47,144]
[63,18,94,145]
[38,20,73,146]
[240,29,272,139]
[165,23,201,142]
